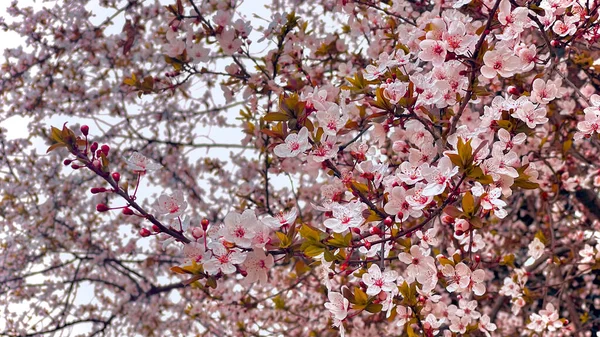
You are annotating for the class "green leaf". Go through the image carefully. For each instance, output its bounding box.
[353,287,369,305]
[462,191,475,216]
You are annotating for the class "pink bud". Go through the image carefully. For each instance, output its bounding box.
[384,216,393,227]
[192,227,204,239]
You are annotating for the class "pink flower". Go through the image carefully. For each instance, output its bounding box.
[531,78,558,104]
[441,262,471,293]
[125,152,162,174]
[398,245,437,285]
[511,101,548,128]
[203,242,246,275]
[316,104,347,136]
[324,291,349,321]
[419,40,447,66]
[480,49,520,78]
[242,249,274,284]
[182,242,206,263]
[362,264,398,295]
[261,207,297,229]
[220,209,259,248]
[154,190,187,219]
[274,127,311,158]
[324,201,366,233]
[421,156,459,196]
[553,18,577,36]
[479,314,498,337]
[396,305,413,329]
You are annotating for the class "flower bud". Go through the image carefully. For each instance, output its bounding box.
[139,228,151,237]
[152,224,160,233]
[100,144,110,156]
[70,163,81,169]
[370,226,383,237]
[122,207,134,215]
[384,216,393,227]
[63,159,73,166]
[90,142,98,152]
[96,203,110,212]
[363,241,371,249]
[80,125,89,136]
[192,227,204,239]
[91,187,107,194]
[201,218,210,230]
[111,172,120,183]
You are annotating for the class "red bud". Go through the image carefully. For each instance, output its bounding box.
[111,172,120,182]
[80,125,89,136]
[201,218,210,230]
[139,228,151,237]
[122,207,134,215]
[100,145,110,156]
[90,142,98,152]
[152,224,160,233]
[96,203,110,212]
[91,187,107,194]
[384,216,393,227]
[63,159,72,166]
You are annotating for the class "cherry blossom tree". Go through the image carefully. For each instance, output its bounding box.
[2,0,600,336]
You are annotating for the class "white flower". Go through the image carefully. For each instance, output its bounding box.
[125,152,161,173]
[273,127,311,158]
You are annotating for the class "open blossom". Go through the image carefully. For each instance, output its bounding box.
[362,264,398,295]
[220,209,259,248]
[125,152,162,173]
[154,190,187,219]
[182,242,206,263]
[531,78,558,104]
[396,305,413,329]
[316,104,347,136]
[512,101,548,128]
[398,245,437,285]
[574,94,600,140]
[203,242,246,275]
[480,49,520,78]
[274,127,311,157]
[261,207,297,229]
[324,291,349,321]
[242,249,274,284]
[421,156,459,196]
[384,186,422,222]
[419,40,447,66]
[524,237,545,266]
[324,201,366,233]
[442,262,472,293]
